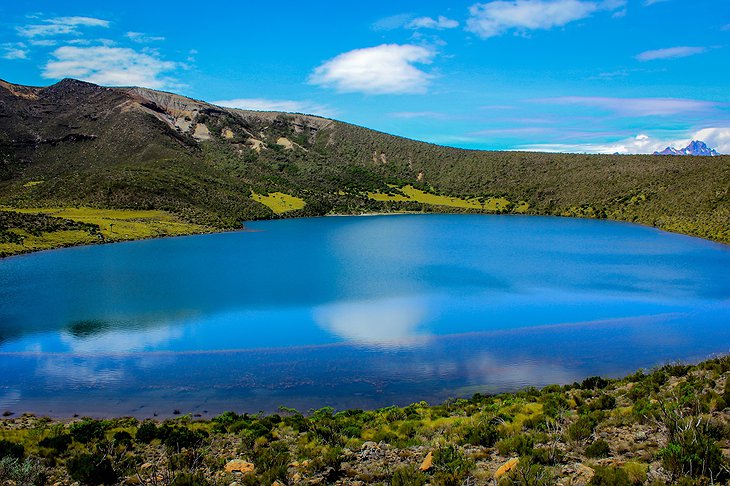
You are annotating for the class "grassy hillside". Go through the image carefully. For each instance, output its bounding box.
[1,356,728,485]
[0,78,728,257]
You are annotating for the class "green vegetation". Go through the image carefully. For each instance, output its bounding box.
[0,206,212,257]
[251,191,306,214]
[1,356,728,484]
[1,79,728,257]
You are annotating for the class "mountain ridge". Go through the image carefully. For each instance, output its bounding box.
[1,78,729,255]
[654,140,720,156]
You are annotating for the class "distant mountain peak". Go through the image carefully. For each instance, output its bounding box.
[654,140,720,156]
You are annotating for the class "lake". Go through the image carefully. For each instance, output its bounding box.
[1,214,729,417]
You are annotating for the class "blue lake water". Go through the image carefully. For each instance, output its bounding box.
[1,214,729,417]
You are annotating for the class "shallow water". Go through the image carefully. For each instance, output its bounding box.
[1,214,729,417]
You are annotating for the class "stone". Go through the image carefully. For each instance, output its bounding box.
[419,451,433,471]
[495,458,519,478]
[224,459,254,474]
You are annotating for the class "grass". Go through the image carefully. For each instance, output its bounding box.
[368,185,518,212]
[0,206,212,257]
[251,192,306,214]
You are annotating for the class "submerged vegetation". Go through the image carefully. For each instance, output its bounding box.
[1,356,728,485]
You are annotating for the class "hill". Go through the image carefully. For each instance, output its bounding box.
[1,78,729,256]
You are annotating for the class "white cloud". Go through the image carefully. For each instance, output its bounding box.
[17,16,109,38]
[407,16,460,30]
[518,128,729,154]
[635,46,707,61]
[42,46,179,89]
[125,31,165,43]
[2,43,29,60]
[211,98,335,117]
[643,0,669,5]
[534,96,717,116]
[466,0,624,39]
[310,44,435,95]
[314,297,430,347]
[693,127,730,154]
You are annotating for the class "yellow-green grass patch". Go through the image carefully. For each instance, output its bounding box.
[22,181,44,187]
[368,185,512,211]
[0,206,213,256]
[251,192,306,214]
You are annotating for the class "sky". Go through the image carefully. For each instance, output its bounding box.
[1,0,729,154]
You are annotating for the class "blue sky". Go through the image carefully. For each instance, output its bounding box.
[1,0,729,153]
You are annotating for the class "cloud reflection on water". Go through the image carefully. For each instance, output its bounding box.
[313,296,431,347]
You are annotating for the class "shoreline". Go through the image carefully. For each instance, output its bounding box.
[2,209,728,260]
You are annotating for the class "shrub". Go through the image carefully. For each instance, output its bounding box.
[542,393,569,419]
[0,440,24,459]
[582,376,609,390]
[496,434,534,456]
[589,465,631,485]
[252,441,289,484]
[160,426,209,451]
[432,445,474,486]
[67,453,118,485]
[135,421,158,443]
[0,457,47,485]
[585,439,611,458]
[38,434,72,453]
[171,472,209,486]
[566,416,596,442]
[392,464,427,486]
[70,418,106,444]
[622,462,647,485]
[498,458,553,486]
[589,394,616,411]
[463,420,500,447]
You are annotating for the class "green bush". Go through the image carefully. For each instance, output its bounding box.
[38,434,72,453]
[252,441,289,484]
[171,472,209,486]
[135,420,158,443]
[496,434,534,456]
[70,418,106,444]
[0,457,47,485]
[463,420,500,447]
[432,445,474,486]
[589,465,631,485]
[67,453,118,485]
[498,458,553,486]
[392,464,427,486]
[566,416,596,442]
[585,439,611,458]
[0,440,24,459]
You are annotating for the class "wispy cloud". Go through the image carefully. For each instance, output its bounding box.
[372,13,415,31]
[42,46,179,89]
[125,32,165,43]
[1,43,29,60]
[389,111,458,120]
[17,16,109,38]
[533,96,717,116]
[211,98,335,117]
[466,0,625,39]
[406,16,459,30]
[310,44,435,95]
[643,0,669,5]
[635,46,707,61]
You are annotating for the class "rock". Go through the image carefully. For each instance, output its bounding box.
[419,451,433,471]
[271,481,285,486]
[574,463,595,484]
[361,441,378,450]
[495,458,519,478]
[224,459,254,474]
